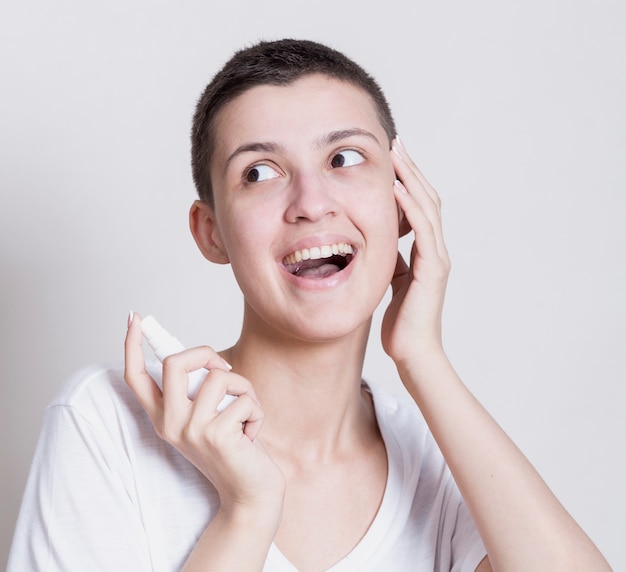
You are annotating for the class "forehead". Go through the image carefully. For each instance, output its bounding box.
[211,74,386,157]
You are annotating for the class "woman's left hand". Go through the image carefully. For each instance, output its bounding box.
[381,137,451,369]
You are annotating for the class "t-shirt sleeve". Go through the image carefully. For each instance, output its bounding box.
[8,402,153,571]
[450,493,488,572]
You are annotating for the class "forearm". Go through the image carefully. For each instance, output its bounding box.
[397,349,611,571]
[182,505,280,572]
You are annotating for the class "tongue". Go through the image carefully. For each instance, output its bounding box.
[297,263,341,278]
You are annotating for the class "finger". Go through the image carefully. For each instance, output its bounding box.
[214,392,265,443]
[124,312,163,419]
[392,144,440,219]
[192,369,260,416]
[393,179,441,264]
[394,136,442,208]
[392,159,449,261]
[160,345,234,406]
[391,140,445,250]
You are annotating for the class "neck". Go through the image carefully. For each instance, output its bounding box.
[223,306,374,461]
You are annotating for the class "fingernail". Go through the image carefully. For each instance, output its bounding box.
[395,134,405,150]
[221,358,233,370]
[394,179,408,194]
[127,310,135,329]
[392,142,404,160]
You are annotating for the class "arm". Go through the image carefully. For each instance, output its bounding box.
[125,314,285,571]
[182,506,280,572]
[384,138,611,571]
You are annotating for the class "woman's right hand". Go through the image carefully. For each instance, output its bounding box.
[124,313,286,522]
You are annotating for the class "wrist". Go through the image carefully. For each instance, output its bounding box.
[219,494,284,538]
[394,344,457,397]
[183,498,283,571]
[393,339,448,376]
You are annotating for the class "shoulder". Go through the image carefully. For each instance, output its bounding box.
[45,363,155,441]
[50,364,136,412]
[366,380,453,487]
[51,364,129,405]
[366,381,487,567]
[365,380,430,443]
[51,361,164,409]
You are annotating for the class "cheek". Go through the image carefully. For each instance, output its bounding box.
[357,191,399,273]
[363,182,400,235]
[217,204,277,273]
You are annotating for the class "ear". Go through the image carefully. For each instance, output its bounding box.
[393,172,412,237]
[189,200,230,264]
[398,206,412,237]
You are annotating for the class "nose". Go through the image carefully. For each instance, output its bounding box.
[284,172,340,223]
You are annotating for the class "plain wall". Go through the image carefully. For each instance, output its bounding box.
[1,0,624,568]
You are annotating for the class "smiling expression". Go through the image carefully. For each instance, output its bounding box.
[197,74,401,342]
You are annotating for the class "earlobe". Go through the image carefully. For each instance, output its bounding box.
[189,200,230,264]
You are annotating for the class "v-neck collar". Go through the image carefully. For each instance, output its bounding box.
[265,382,416,571]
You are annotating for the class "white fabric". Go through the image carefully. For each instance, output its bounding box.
[8,365,487,571]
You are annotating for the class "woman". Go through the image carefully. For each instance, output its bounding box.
[9,39,611,571]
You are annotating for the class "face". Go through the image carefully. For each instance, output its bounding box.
[194,74,400,343]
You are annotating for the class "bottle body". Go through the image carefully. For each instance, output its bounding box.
[141,315,235,409]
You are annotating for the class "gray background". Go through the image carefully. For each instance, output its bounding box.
[1,0,624,568]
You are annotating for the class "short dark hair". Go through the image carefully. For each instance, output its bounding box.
[191,39,396,205]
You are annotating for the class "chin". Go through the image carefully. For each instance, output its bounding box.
[273,304,375,347]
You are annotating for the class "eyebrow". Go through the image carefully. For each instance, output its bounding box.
[224,141,285,174]
[316,128,382,148]
[223,127,382,174]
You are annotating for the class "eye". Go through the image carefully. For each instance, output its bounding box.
[330,149,365,168]
[245,164,280,183]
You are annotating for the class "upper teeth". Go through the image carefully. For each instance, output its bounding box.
[283,243,354,265]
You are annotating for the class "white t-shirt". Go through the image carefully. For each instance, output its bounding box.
[8,365,487,571]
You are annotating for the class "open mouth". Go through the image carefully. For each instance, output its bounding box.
[282,243,355,278]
